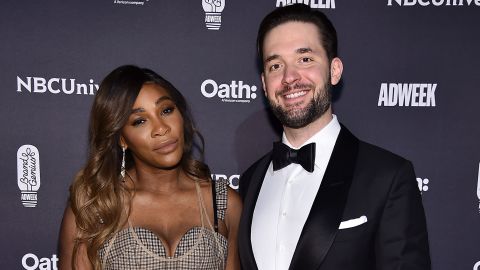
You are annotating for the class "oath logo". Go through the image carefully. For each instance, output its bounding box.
[22,253,58,270]
[202,0,226,30]
[416,177,430,194]
[378,83,436,107]
[17,145,41,207]
[201,79,258,103]
[113,0,148,5]
[212,173,240,190]
[276,0,336,9]
[388,0,480,6]
[17,76,99,96]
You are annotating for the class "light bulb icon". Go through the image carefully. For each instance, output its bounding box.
[17,145,41,207]
[202,0,225,30]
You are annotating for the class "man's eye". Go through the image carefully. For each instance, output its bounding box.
[300,57,312,63]
[269,64,281,71]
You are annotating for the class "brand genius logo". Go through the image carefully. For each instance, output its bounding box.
[17,76,99,95]
[201,79,258,103]
[17,145,41,207]
[202,0,226,30]
[276,0,336,9]
[378,83,436,107]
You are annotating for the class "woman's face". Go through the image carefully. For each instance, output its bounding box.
[121,83,185,170]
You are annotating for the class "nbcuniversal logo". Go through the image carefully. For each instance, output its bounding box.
[17,145,41,207]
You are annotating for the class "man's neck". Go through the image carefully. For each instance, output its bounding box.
[283,111,333,148]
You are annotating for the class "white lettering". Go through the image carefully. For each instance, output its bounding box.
[398,83,412,106]
[378,83,436,107]
[62,79,75,94]
[201,79,257,102]
[473,261,480,270]
[277,0,335,8]
[201,79,217,98]
[21,254,58,270]
[47,78,60,94]
[22,253,39,270]
[17,76,32,92]
[388,0,480,5]
[378,83,388,106]
[16,76,98,95]
[33,77,47,93]
[427,84,436,106]
[218,83,230,98]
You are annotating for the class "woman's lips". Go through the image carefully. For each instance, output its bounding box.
[153,139,178,154]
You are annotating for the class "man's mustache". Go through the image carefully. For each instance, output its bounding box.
[276,83,314,97]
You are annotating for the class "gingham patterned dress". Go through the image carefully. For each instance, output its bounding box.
[98,180,229,270]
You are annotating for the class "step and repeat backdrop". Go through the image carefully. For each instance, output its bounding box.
[1,0,479,269]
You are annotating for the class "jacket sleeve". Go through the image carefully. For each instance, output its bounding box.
[374,160,431,270]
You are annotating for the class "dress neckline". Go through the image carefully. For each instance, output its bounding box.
[101,180,225,265]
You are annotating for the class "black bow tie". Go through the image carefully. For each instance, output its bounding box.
[272,142,316,172]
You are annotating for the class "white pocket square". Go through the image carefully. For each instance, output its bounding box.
[338,215,368,229]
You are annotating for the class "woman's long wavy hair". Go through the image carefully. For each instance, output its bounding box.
[69,65,210,269]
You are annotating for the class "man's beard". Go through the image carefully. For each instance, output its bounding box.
[269,80,332,129]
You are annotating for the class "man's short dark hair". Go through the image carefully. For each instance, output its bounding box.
[257,4,338,67]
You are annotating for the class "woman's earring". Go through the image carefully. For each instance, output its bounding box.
[121,146,126,181]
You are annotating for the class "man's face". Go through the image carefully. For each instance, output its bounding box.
[261,21,341,129]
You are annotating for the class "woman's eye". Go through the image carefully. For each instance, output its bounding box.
[132,118,146,126]
[162,106,175,115]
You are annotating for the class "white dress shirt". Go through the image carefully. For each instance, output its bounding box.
[251,115,341,270]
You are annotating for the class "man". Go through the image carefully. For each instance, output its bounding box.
[238,4,431,270]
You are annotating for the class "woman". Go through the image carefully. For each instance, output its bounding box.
[59,65,242,270]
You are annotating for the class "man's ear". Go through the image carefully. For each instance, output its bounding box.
[330,57,343,86]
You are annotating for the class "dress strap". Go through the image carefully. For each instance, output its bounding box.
[211,179,219,232]
[214,179,228,221]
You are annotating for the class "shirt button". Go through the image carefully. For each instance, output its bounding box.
[282,212,287,217]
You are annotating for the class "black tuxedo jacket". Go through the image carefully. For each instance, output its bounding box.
[238,125,431,270]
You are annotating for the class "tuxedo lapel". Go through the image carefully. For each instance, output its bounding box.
[238,152,272,270]
[289,125,359,270]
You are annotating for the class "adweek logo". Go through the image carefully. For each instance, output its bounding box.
[276,0,336,9]
[202,0,226,30]
[388,0,480,6]
[17,145,41,207]
[17,76,99,96]
[22,253,58,270]
[201,79,258,103]
[378,83,436,107]
[212,173,240,190]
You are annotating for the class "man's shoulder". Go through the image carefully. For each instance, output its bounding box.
[355,139,412,171]
[340,124,410,166]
